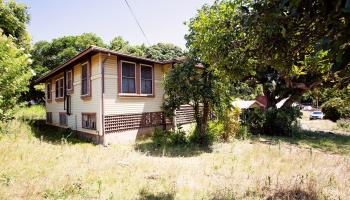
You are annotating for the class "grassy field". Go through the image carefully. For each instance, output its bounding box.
[0,106,350,200]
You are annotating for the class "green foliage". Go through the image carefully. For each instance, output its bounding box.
[162,56,231,144]
[188,127,216,146]
[187,0,349,109]
[109,37,183,61]
[30,33,105,78]
[109,36,130,52]
[241,107,302,136]
[337,119,350,132]
[0,32,32,128]
[0,0,30,48]
[207,120,224,141]
[145,43,183,61]
[322,98,350,121]
[152,127,188,147]
[219,107,241,141]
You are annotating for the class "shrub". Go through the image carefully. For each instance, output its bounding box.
[152,128,168,147]
[241,107,302,136]
[168,126,188,145]
[240,108,265,135]
[322,98,342,121]
[220,107,241,141]
[151,126,188,147]
[236,125,251,140]
[188,129,217,146]
[207,120,223,141]
[337,119,350,131]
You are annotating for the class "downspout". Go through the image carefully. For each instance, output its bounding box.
[101,53,109,146]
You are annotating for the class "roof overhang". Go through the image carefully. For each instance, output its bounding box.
[35,45,178,84]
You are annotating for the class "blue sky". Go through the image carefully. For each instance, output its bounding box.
[17,0,215,48]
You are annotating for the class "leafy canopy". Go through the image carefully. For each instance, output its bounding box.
[0,32,32,123]
[186,0,350,107]
[0,0,30,48]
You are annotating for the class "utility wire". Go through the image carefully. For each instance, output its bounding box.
[123,0,151,45]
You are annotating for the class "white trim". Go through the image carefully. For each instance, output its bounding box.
[120,60,137,94]
[140,64,154,95]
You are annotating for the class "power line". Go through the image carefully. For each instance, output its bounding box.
[123,0,151,45]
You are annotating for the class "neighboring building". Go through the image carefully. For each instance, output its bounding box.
[232,100,265,109]
[35,46,192,145]
[233,96,290,110]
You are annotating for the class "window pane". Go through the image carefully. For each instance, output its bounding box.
[122,77,135,93]
[141,66,152,79]
[55,81,58,97]
[122,62,135,77]
[82,80,87,95]
[141,80,152,94]
[122,78,128,93]
[82,64,87,78]
[128,78,135,93]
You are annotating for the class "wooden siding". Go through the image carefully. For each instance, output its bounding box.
[103,55,171,115]
[45,53,102,135]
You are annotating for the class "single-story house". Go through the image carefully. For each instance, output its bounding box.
[35,46,194,145]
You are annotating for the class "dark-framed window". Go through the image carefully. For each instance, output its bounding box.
[55,78,64,99]
[47,83,52,100]
[82,113,96,130]
[121,61,136,93]
[140,64,153,94]
[67,70,73,90]
[46,112,52,123]
[59,113,67,126]
[81,62,90,96]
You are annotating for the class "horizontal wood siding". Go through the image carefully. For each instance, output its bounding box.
[103,55,170,115]
[45,53,102,135]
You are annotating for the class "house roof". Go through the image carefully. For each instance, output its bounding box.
[232,100,265,109]
[35,45,179,84]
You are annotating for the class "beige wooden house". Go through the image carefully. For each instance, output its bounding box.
[36,46,193,144]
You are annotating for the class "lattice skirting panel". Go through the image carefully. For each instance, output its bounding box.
[104,112,170,134]
[175,105,196,125]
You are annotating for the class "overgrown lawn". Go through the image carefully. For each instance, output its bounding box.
[0,106,349,199]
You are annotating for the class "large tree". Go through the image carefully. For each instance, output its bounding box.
[0,0,30,49]
[163,55,231,144]
[186,0,350,109]
[109,36,184,61]
[144,43,183,61]
[26,33,106,101]
[0,0,32,125]
[0,32,32,124]
[31,33,105,77]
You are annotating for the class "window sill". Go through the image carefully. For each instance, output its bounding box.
[118,93,154,98]
[47,99,52,103]
[67,89,74,95]
[55,98,64,102]
[80,94,91,100]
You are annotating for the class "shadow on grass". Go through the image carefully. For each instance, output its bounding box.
[138,190,174,200]
[266,188,318,200]
[26,119,90,145]
[253,129,350,154]
[134,140,212,157]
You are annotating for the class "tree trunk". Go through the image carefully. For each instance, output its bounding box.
[264,91,278,109]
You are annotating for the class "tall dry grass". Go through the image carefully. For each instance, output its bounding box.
[0,106,349,199]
